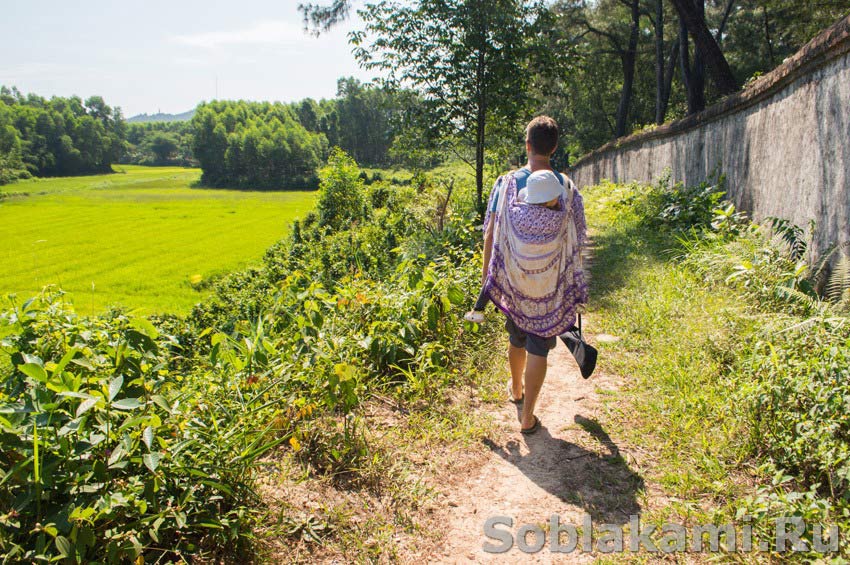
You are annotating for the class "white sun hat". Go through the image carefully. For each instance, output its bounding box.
[523,169,565,204]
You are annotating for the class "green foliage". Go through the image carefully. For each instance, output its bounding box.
[824,251,850,308]
[0,86,126,178]
[279,80,421,169]
[123,122,195,167]
[535,1,850,155]
[0,120,30,185]
[352,0,552,210]
[637,171,728,233]
[679,210,850,318]
[300,0,352,35]
[316,148,368,231]
[0,150,492,559]
[314,78,417,167]
[0,290,293,562]
[738,322,850,493]
[587,177,850,558]
[722,1,850,86]
[191,100,328,190]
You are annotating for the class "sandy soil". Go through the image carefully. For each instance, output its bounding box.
[418,329,652,563]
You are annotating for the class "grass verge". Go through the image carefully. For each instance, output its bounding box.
[583,178,848,559]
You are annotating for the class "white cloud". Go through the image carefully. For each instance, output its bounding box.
[173,20,306,49]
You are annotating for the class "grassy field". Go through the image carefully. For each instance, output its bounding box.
[0,165,316,316]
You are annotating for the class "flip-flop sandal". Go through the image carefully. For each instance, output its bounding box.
[507,381,523,404]
[520,415,541,435]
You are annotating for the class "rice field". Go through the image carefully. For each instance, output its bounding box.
[0,166,316,316]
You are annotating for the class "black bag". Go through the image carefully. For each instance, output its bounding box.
[559,314,597,379]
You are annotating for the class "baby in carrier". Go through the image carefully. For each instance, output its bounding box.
[464,169,565,324]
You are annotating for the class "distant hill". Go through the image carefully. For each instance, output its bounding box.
[128,109,195,123]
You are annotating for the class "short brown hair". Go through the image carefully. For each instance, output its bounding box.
[525,116,559,156]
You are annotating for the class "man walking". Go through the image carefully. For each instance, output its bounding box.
[478,116,588,434]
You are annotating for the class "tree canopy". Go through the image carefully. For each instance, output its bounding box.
[124,122,195,167]
[352,0,553,214]
[293,78,415,168]
[6,1,849,187]
[0,86,125,182]
[190,100,328,190]
[305,0,850,162]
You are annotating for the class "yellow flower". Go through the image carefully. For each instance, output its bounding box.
[289,436,301,452]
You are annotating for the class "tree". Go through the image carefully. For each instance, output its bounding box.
[299,0,351,35]
[0,111,29,184]
[651,0,680,124]
[669,0,738,97]
[296,99,320,132]
[316,147,368,230]
[679,3,706,114]
[0,87,125,177]
[565,0,651,137]
[145,132,180,164]
[124,121,195,166]
[190,100,327,189]
[352,0,544,215]
[298,1,850,157]
[617,0,640,137]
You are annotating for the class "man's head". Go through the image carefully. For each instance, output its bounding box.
[525,115,559,156]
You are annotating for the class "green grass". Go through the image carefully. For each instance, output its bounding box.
[582,181,749,524]
[0,165,316,316]
[582,180,850,558]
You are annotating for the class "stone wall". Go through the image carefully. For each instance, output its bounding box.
[568,16,850,259]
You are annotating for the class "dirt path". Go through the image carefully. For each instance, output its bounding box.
[423,335,646,563]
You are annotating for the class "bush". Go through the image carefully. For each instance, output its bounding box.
[317,148,369,231]
[740,321,850,495]
[0,291,294,562]
[620,171,727,234]
[1,150,496,560]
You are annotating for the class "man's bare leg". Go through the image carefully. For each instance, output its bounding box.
[508,344,525,400]
[521,353,547,429]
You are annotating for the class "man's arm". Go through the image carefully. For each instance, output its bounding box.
[481,218,494,285]
[480,175,503,284]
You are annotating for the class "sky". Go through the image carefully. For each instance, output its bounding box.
[0,0,378,117]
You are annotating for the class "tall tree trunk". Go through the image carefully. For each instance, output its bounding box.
[691,0,706,113]
[679,9,705,115]
[475,50,486,219]
[716,0,736,44]
[655,0,665,124]
[660,38,679,121]
[679,17,693,103]
[762,2,775,66]
[669,0,738,95]
[615,0,640,137]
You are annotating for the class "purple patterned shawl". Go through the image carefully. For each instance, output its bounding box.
[482,171,588,338]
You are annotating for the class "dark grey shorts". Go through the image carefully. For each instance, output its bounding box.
[504,316,557,357]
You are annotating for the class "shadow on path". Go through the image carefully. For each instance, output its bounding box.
[482,415,644,525]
